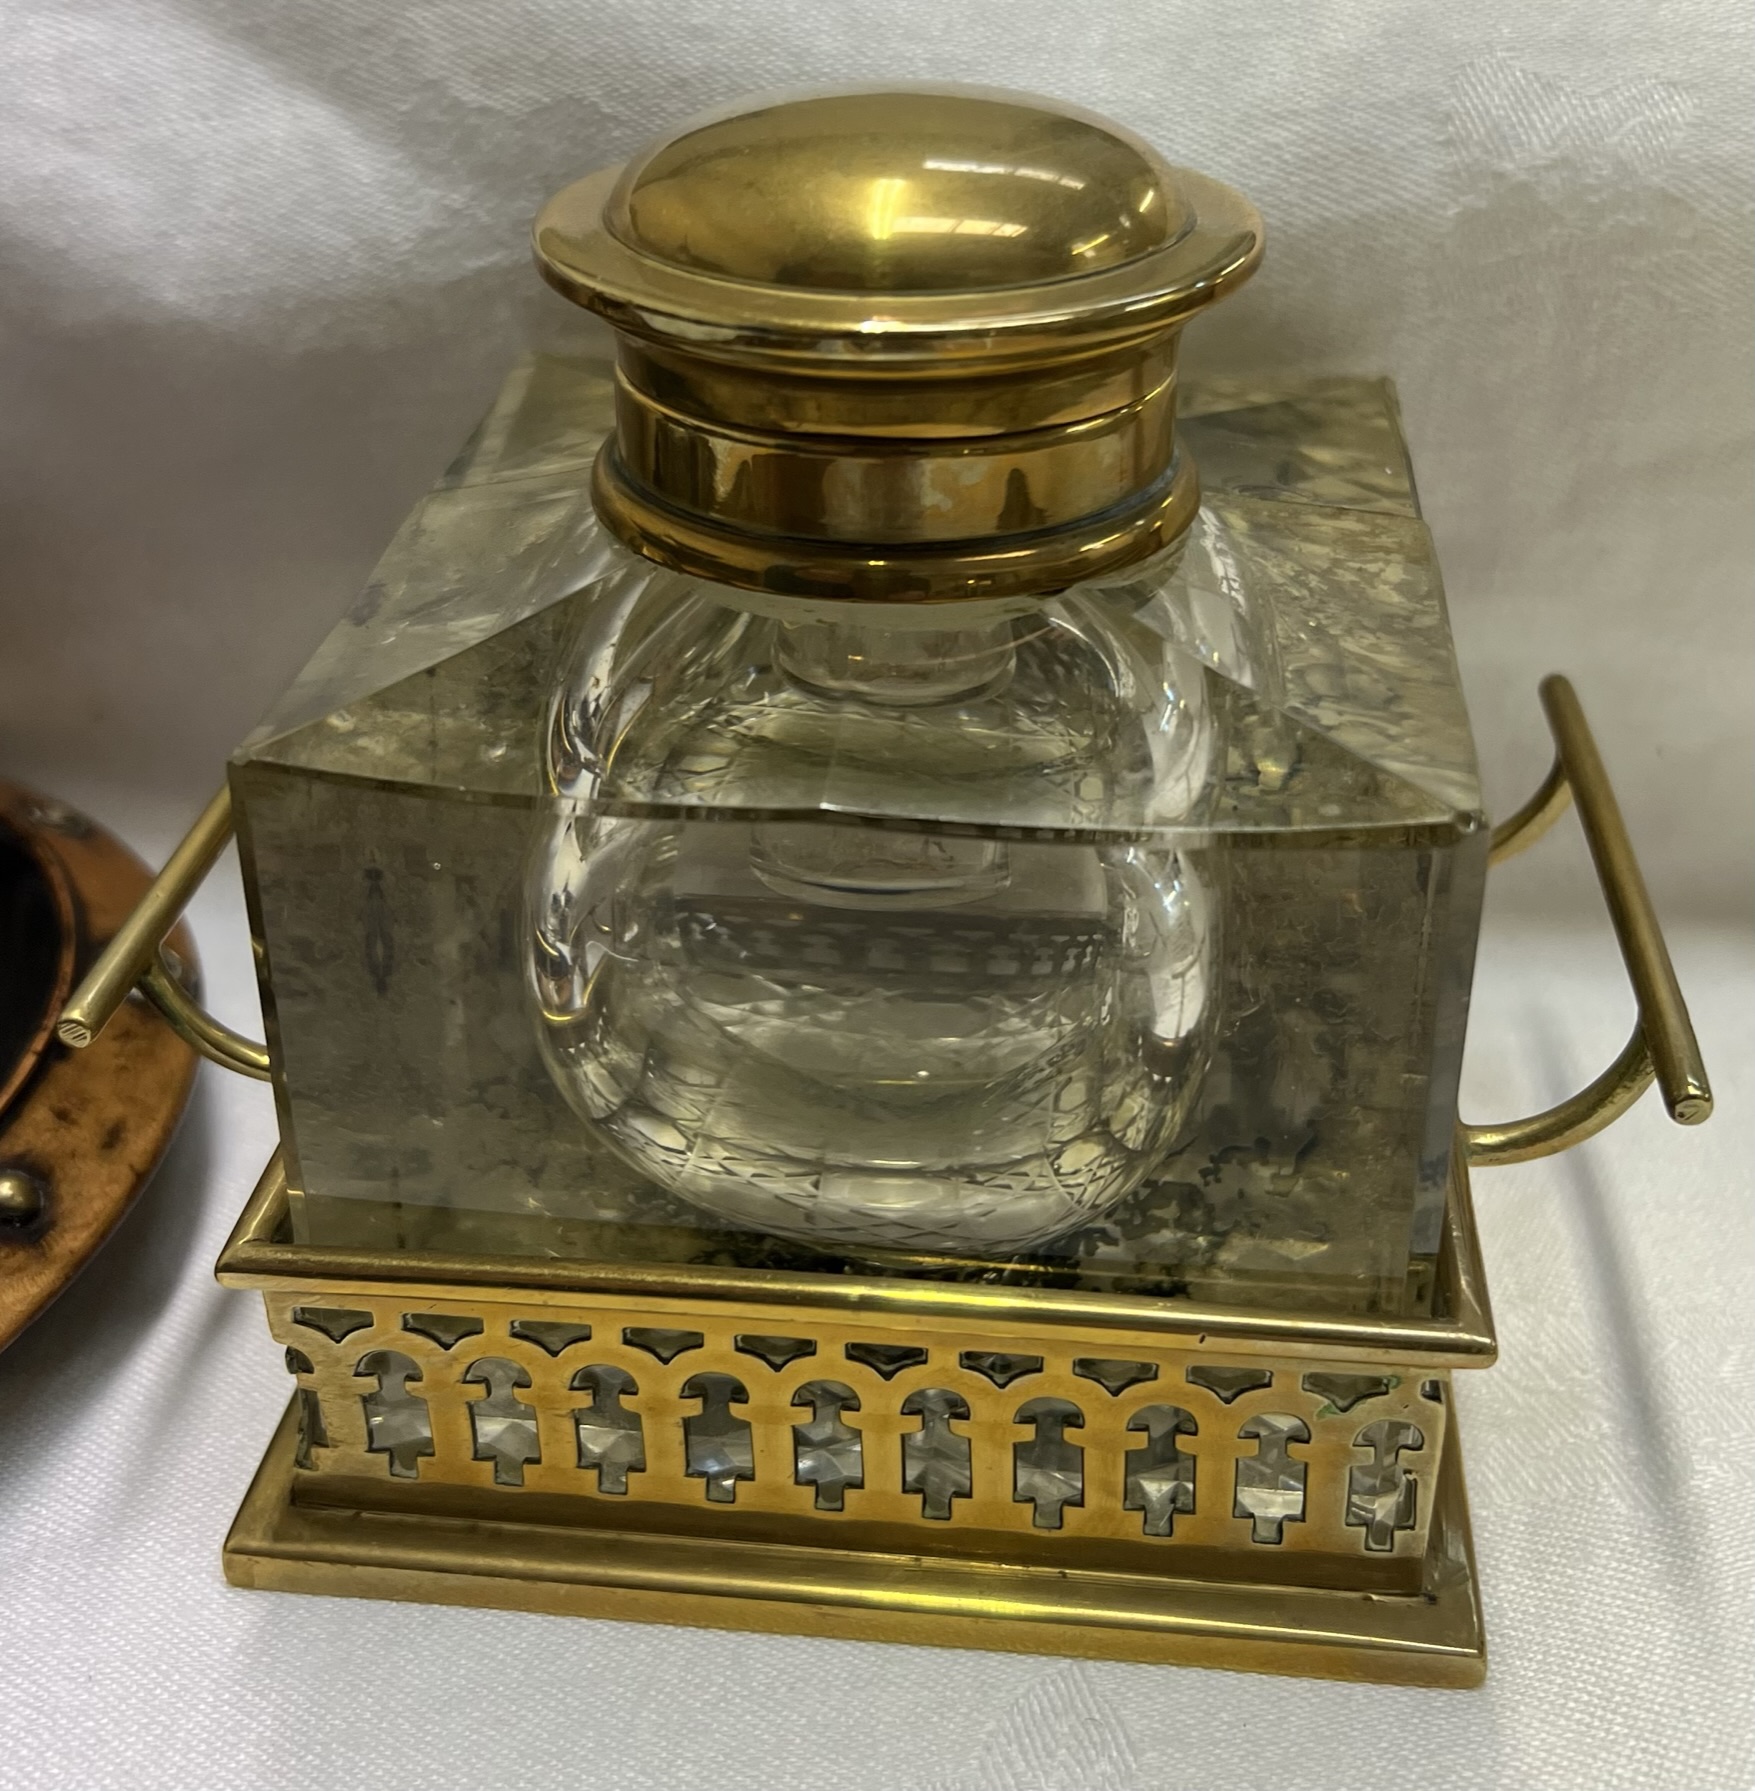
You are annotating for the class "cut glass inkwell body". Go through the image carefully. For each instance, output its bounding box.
[59,86,1712,1685]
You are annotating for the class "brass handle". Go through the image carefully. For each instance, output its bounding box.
[1464,675,1711,1166]
[57,787,271,1082]
[50,679,1716,1129]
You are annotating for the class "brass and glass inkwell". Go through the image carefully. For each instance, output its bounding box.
[58,88,1712,1684]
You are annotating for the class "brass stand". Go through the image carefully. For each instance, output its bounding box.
[58,677,1712,1686]
[226,1393,1485,1685]
[212,1142,1495,1683]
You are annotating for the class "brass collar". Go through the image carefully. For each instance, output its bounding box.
[534,88,1262,601]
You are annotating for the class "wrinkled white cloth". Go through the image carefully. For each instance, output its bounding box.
[1,0,1750,919]
[1,4,1752,1786]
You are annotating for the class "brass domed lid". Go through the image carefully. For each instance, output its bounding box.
[534,87,1262,601]
[613,92,1187,292]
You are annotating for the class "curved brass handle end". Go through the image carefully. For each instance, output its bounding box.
[1464,1030,1654,1168]
[1464,675,1712,1165]
[140,949,272,1081]
[56,786,272,1081]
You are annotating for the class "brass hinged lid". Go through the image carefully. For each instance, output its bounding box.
[535,87,1262,601]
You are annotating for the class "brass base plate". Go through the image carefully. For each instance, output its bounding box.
[224,1400,1486,1687]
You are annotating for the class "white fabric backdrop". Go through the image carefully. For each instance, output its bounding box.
[2,0,1751,917]
[2,4,1752,1786]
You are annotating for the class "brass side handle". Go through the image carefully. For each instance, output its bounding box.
[57,786,271,1081]
[1464,675,1712,1166]
[51,678,1716,1137]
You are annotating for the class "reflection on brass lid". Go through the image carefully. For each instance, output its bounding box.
[608,90,1192,293]
[534,87,1262,601]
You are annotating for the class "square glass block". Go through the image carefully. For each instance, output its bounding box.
[233,353,1485,1317]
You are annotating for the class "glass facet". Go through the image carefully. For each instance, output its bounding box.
[234,352,1485,1316]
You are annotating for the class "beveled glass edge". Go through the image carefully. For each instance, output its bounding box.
[215,1143,1497,1366]
[231,737,1485,849]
